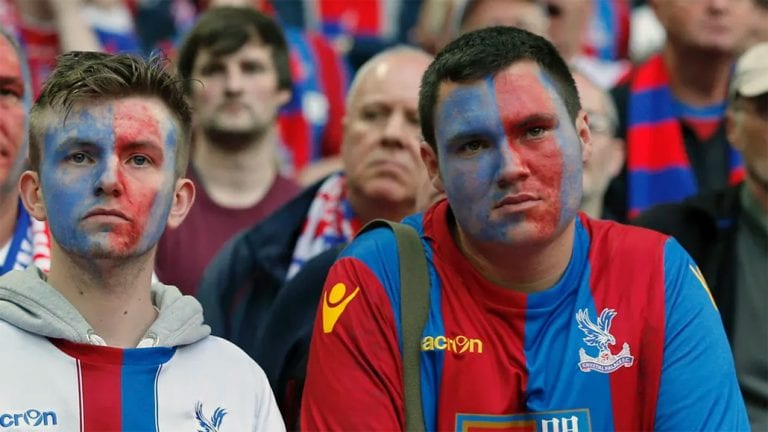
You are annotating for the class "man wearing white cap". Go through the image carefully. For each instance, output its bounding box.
[635,41,768,429]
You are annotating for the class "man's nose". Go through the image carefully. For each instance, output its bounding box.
[224,67,244,95]
[497,141,531,188]
[381,111,408,149]
[95,156,123,197]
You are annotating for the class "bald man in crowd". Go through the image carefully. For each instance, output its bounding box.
[197,46,434,428]
[574,70,625,219]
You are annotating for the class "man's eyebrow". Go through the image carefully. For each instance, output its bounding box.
[0,76,23,86]
[510,113,559,129]
[119,141,164,151]
[54,137,99,151]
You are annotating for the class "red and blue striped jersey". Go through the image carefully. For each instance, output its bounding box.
[0,322,283,431]
[302,200,748,431]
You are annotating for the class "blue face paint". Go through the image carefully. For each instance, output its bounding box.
[39,98,178,258]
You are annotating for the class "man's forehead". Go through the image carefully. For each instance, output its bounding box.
[195,36,272,63]
[352,54,428,107]
[0,36,22,78]
[436,61,549,104]
[43,97,175,134]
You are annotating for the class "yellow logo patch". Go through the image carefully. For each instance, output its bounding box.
[322,282,360,333]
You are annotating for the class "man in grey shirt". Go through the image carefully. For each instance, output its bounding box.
[634,41,768,429]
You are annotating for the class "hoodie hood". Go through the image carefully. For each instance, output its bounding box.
[0,266,210,347]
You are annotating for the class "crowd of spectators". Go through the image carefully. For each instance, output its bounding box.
[0,0,766,430]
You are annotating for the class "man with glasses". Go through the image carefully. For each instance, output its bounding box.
[574,70,625,219]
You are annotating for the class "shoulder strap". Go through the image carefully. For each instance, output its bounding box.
[359,219,430,432]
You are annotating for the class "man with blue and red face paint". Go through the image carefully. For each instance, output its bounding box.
[0,51,284,430]
[301,26,748,431]
[0,27,51,276]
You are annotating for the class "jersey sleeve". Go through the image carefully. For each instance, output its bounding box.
[252,362,287,432]
[654,238,749,431]
[301,230,404,431]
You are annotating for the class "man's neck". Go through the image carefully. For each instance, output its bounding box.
[346,188,418,227]
[580,195,603,220]
[46,244,158,348]
[663,44,733,107]
[193,128,280,209]
[454,221,576,293]
[0,190,19,251]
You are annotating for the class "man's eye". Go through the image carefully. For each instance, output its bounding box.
[457,139,487,155]
[200,63,225,76]
[0,87,22,100]
[68,152,91,164]
[241,61,265,74]
[129,155,150,166]
[361,109,384,121]
[527,126,546,138]
[406,112,420,127]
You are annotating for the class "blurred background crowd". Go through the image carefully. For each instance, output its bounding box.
[1,0,766,429]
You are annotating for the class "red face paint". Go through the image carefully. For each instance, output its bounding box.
[107,99,167,253]
[491,66,564,239]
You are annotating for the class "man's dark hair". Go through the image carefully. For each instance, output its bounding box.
[731,92,768,119]
[29,51,192,178]
[176,6,292,93]
[419,26,581,150]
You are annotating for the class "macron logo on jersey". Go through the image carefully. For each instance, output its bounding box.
[322,282,360,333]
[0,409,57,428]
[421,335,484,354]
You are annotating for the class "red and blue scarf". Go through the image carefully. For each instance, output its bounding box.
[626,54,744,218]
[1,199,50,275]
[288,173,360,280]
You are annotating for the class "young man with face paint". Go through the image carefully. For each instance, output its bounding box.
[301,27,748,431]
[0,51,284,430]
[0,27,51,276]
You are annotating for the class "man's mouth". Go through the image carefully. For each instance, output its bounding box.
[83,208,132,222]
[495,193,538,208]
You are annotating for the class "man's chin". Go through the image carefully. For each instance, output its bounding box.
[362,181,413,204]
[204,126,265,150]
[63,239,147,262]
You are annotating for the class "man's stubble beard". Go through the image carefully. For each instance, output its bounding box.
[201,111,274,153]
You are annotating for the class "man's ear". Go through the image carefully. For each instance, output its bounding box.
[277,87,293,109]
[19,171,47,222]
[607,137,626,179]
[166,178,195,230]
[575,110,593,164]
[420,141,444,193]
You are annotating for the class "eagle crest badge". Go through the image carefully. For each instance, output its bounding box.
[576,308,634,373]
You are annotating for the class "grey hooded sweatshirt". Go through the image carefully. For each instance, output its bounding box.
[0,266,209,347]
[0,266,285,431]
